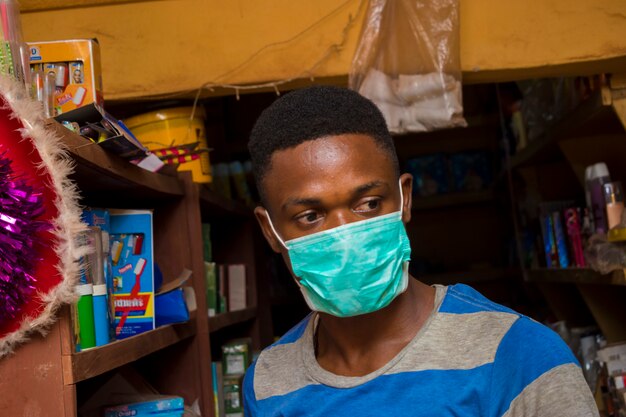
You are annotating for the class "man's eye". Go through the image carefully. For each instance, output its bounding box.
[295,211,322,225]
[354,198,381,213]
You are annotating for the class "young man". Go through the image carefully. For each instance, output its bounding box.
[244,86,598,416]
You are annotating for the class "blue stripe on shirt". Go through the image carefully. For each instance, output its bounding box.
[250,366,493,417]
[440,284,519,315]
[488,316,581,417]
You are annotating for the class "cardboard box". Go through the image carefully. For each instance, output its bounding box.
[28,39,103,115]
[109,210,155,339]
[599,344,626,376]
[227,264,246,312]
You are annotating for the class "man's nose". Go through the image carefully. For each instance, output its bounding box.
[326,209,359,230]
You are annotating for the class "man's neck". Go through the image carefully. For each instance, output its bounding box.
[315,278,436,377]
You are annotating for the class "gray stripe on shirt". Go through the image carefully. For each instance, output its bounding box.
[501,363,599,417]
[389,311,518,374]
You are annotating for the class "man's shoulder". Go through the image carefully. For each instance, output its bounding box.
[244,313,314,403]
[440,283,520,316]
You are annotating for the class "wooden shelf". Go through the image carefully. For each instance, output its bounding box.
[62,319,196,385]
[208,307,257,333]
[525,268,626,286]
[509,89,620,170]
[412,189,496,211]
[47,120,184,205]
[199,185,253,218]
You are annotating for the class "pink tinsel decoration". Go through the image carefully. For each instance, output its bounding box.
[0,153,50,325]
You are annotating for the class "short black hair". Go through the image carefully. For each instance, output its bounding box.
[248,85,399,200]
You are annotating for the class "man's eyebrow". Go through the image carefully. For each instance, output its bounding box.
[282,197,322,211]
[281,181,388,211]
[354,181,386,196]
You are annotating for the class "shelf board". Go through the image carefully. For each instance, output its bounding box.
[62,319,196,385]
[412,189,496,211]
[199,185,253,218]
[47,120,184,205]
[525,268,626,286]
[208,307,257,333]
[509,89,620,170]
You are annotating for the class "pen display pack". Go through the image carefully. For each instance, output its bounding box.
[109,209,155,339]
[28,39,103,115]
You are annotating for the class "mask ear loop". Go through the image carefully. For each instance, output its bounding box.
[263,209,288,249]
[398,178,405,214]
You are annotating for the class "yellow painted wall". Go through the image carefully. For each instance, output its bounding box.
[20,0,626,101]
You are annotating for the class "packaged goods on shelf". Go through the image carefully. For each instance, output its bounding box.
[206,262,218,317]
[82,209,116,345]
[406,154,449,197]
[124,107,212,183]
[228,264,246,312]
[28,39,103,116]
[212,362,226,417]
[104,396,184,417]
[155,269,193,327]
[56,103,164,171]
[350,0,466,133]
[224,375,244,417]
[538,201,590,269]
[222,339,251,377]
[449,151,492,192]
[110,209,155,339]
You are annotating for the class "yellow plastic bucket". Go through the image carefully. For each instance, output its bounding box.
[124,107,211,183]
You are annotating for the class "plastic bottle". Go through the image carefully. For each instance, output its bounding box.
[76,283,96,350]
[604,181,624,230]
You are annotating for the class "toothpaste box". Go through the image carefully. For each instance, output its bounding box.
[109,209,155,339]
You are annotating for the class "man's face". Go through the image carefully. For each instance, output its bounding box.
[254,134,413,264]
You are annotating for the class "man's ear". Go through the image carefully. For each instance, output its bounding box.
[399,173,413,223]
[254,206,284,253]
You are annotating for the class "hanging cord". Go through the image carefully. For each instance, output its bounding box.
[177,0,366,144]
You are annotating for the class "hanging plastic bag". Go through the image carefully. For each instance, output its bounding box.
[350,0,466,134]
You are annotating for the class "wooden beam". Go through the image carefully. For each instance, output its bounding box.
[20,0,626,100]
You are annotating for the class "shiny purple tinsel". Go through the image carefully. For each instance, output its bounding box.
[0,153,50,326]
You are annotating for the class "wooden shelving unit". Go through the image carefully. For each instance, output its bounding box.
[504,82,626,348]
[209,307,258,333]
[508,89,622,170]
[199,185,252,218]
[0,120,272,417]
[63,318,197,385]
[47,120,184,205]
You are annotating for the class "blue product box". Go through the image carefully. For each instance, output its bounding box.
[109,209,155,339]
[155,288,189,327]
[449,151,492,192]
[104,396,184,417]
[406,154,449,197]
[155,269,192,327]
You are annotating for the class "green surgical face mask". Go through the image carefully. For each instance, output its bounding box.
[265,182,412,318]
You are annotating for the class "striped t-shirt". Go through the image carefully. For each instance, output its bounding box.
[243,284,598,416]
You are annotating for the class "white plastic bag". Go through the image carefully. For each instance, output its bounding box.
[350,0,466,133]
